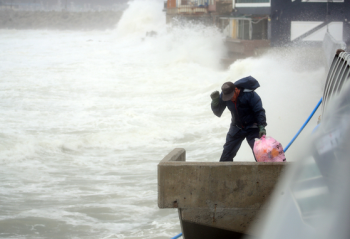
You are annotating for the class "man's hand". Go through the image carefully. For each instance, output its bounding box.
[210,91,220,107]
[259,125,266,138]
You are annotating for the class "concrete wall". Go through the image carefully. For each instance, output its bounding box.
[0,10,122,30]
[158,148,288,236]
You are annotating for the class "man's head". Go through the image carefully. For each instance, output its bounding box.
[221,82,240,101]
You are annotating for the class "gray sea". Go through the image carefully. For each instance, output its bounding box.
[0,0,325,238]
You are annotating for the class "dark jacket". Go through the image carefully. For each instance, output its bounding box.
[211,76,267,128]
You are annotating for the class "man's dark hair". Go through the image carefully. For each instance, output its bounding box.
[221,82,237,101]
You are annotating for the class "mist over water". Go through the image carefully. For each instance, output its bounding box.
[0,0,325,238]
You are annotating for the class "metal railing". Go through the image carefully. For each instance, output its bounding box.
[322,32,346,68]
[322,51,350,114]
[167,5,208,14]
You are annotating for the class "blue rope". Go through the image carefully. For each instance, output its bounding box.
[284,97,323,152]
[171,233,183,239]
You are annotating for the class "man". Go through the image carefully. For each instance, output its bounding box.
[210,76,267,162]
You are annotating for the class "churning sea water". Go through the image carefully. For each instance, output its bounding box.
[0,0,325,238]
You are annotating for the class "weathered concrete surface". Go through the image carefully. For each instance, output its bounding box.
[180,207,259,234]
[159,148,186,163]
[158,148,288,235]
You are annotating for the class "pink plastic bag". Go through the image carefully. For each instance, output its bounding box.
[253,135,286,162]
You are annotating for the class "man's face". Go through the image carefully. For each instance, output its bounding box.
[232,88,240,102]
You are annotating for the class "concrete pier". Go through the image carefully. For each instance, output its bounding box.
[158,148,288,239]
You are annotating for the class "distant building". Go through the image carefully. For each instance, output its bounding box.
[270,0,350,47]
[164,0,350,52]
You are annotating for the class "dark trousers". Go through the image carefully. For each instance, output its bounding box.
[219,126,259,162]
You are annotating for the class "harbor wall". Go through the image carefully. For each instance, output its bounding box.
[158,148,288,237]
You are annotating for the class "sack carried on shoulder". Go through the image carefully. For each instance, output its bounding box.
[253,135,286,162]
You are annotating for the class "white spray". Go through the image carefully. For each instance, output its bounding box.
[0,0,326,238]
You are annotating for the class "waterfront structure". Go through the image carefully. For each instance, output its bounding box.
[164,0,350,61]
[158,148,288,238]
[158,50,350,239]
[271,0,350,47]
